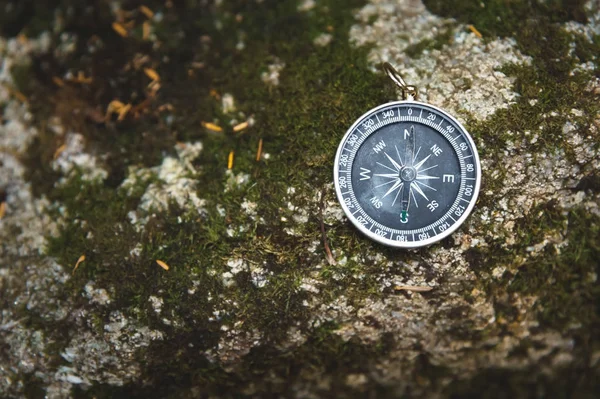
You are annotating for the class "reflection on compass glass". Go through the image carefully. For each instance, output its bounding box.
[334,101,481,248]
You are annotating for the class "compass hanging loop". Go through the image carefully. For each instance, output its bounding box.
[383,62,418,101]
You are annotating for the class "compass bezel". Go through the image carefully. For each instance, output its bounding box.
[333,100,481,248]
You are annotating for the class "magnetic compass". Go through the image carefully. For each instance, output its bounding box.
[334,63,481,248]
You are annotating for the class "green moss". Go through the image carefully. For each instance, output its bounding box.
[13,0,600,395]
[422,0,600,333]
[19,0,407,393]
[423,0,588,37]
[508,208,600,328]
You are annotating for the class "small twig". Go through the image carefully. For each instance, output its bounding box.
[319,187,336,265]
[394,285,433,292]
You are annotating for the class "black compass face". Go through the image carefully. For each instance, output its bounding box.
[334,101,481,248]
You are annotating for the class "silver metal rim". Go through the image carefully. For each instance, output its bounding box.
[333,100,482,248]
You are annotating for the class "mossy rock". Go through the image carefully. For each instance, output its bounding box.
[1,0,600,397]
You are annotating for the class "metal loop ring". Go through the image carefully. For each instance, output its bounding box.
[383,62,418,100]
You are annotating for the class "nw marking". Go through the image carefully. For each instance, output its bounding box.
[373,140,387,154]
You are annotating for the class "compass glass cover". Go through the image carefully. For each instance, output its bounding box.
[334,101,481,248]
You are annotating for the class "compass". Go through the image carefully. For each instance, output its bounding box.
[333,63,481,248]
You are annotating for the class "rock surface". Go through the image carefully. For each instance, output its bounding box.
[1,0,599,397]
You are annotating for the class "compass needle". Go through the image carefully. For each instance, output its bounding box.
[334,71,480,248]
[404,125,416,167]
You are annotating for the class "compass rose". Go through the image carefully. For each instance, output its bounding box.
[373,125,439,222]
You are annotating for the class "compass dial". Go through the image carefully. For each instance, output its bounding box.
[334,101,481,248]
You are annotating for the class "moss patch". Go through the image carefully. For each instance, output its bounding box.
[9,0,600,396]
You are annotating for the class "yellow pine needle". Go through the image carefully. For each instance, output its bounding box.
[144,67,160,82]
[117,103,132,121]
[202,122,223,132]
[53,143,67,160]
[228,151,234,169]
[256,138,263,162]
[139,5,154,19]
[112,22,128,37]
[233,121,249,132]
[143,21,151,40]
[156,259,169,271]
[0,201,6,219]
[467,24,482,38]
[52,77,65,87]
[72,255,86,275]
